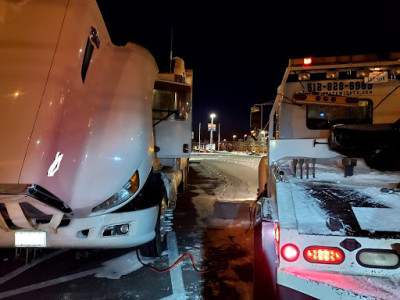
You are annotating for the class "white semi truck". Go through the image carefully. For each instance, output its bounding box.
[0,0,192,256]
[254,54,400,299]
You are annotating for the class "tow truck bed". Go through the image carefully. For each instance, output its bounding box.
[278,156,400,238]
[271,156,400,299]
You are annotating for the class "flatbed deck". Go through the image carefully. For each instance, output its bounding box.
[278,157,400,238]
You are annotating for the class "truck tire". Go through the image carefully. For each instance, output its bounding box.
[139,195,168,257]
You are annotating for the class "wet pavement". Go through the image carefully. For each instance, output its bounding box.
[0,153,261,299]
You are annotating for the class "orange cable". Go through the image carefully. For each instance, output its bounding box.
[136,249,224,274]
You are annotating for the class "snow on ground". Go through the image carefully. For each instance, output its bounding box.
[177,152,261,298]
[84,152,261,297]
[190,152,261,202]
[191,152,262,170]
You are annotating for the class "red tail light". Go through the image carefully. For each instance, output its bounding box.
[281,244,300,262]
[304,246,345,264]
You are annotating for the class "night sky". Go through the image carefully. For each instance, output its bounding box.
[98,0,400,140]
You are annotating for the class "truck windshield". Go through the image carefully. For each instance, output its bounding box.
[306,99,373,129]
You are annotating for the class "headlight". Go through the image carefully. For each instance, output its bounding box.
[92,171,140,213]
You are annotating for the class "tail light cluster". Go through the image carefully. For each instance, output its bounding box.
[304,246,344,264]
[281,244,345,264]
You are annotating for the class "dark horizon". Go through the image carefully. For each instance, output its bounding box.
[97,0,400,140]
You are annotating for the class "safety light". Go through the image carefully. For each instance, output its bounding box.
[281,244,300,262]
[357,249,400,269]
[292,93,360,106]
[356,70,369,78]
[304,246,344,264]
[130,171,140,194]
[303,57,312,65]
[326,71,339,79]
[102,224,130,236]
[274,225,280,244]
[298,72,311,81]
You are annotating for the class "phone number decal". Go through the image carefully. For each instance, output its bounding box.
[307,81,373,95]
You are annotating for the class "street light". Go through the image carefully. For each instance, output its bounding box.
[210,113,216,151]
[233,134,237,141]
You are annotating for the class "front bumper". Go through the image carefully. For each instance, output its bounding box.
[0,206,158,249]
[278,267,400,299]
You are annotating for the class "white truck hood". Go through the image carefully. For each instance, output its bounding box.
[0,0,158,217]
[0,0,68,183]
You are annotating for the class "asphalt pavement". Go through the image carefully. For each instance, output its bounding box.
[0,153,260,299]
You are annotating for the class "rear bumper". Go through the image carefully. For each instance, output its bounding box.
[277,267,399,299]
[0,206,158,249]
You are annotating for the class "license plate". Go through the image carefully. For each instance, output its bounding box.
[15,231,46,247]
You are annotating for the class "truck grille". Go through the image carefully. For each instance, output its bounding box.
[26,184,72,214]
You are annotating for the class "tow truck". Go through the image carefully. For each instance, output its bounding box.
[254,54,400,299]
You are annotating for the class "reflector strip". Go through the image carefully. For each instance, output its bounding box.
[304,246,344,264]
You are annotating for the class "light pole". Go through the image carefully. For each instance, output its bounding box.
[210,113,216,151]
[198,123,201,152]
[218,123,221,151]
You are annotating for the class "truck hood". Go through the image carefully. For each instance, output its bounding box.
[18,43,158,217]
[0,0,158,217]
[0,0,68,183]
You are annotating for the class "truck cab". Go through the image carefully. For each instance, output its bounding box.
[254,54,400,299]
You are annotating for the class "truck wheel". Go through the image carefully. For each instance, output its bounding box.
[139,195,168,257]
